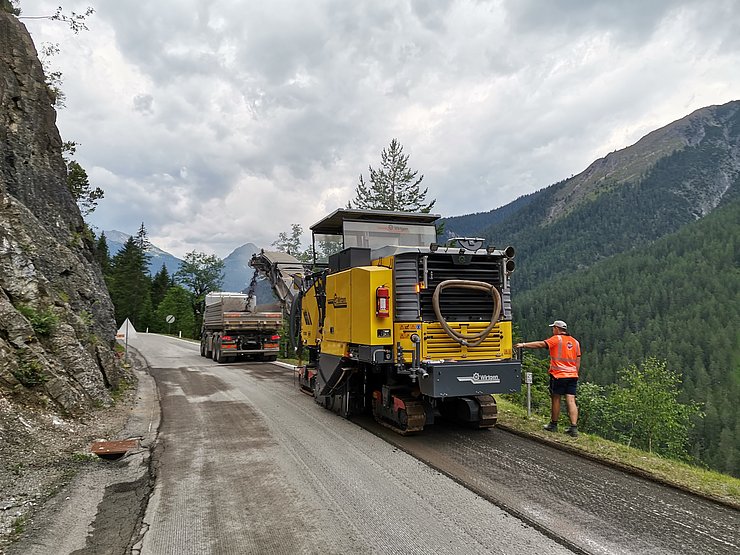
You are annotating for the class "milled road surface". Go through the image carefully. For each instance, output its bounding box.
[133,334,571,554]
[363,421,740,554]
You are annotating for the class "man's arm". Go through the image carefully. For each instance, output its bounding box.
[515,340,547,349]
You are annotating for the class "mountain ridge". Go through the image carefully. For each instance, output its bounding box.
[547,100,740,223]
[444,100,740,241]
[104,230,264,295]
[442,99,740,293]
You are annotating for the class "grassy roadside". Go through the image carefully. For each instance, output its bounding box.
[277,358,739,508]
[495,397,740,509]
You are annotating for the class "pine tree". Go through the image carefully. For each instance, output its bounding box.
[107,237,153,329]
[134,222,152,270]
[151,264,172,310]
[94,232,111,276]
[61,141,103,215]
[349,139,435,213]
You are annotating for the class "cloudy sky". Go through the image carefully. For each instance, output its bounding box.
[17,0,740,258]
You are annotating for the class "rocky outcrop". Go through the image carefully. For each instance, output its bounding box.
[546,100,740,223]
[0,12,123,411]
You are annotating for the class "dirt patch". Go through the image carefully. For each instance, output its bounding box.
[0,381,138,553]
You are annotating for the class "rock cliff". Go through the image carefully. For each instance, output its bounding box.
[0,11,124,411]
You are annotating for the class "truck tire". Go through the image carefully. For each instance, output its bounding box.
[213,343,222,363]
[261,354,278,362]
[200,340,206,357]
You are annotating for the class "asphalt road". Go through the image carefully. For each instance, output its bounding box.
[363,420,740,554]
[132,334,571,554]
[134,334,738,554]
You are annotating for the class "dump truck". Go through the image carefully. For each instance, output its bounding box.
[249,208,522,434]
[200,292,282,363]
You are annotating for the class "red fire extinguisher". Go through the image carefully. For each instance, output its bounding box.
[376,286,390,318]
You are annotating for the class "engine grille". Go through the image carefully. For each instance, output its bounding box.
[421,253,506,322]
[423,322,507,360]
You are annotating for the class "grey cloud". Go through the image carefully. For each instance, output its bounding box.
[411,0,453,32]
[503,0,698,45]
[22,0,740,257]
[133,94,153,114]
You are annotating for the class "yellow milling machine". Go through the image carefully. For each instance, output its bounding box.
[250,208,521,434]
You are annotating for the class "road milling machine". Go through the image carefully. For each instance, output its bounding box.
[249,209,521,434]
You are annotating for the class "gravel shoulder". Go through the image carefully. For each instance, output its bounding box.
[0,348,159,554]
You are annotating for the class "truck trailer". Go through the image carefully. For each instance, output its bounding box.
[200,292,282,363]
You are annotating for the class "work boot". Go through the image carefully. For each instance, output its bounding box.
[543,421,558,432]
[565,425,579,438]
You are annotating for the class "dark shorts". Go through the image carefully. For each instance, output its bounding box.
[550,376,578,396]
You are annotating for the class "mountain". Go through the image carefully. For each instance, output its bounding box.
[103,233,275,301]
[439,100,740,476]
[104,230,183,276]
[443,100,740,293]
[222,242,261,292]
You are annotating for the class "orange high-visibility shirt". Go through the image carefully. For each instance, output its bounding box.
[544,334,581,378]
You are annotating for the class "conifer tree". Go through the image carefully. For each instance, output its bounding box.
[151,264,172,310]
[134,222,152,267]
[107,237,153,329]
[61,142,103,216]
[349,139,435,213]
[94,232,111,276]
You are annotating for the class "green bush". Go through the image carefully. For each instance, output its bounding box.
[17,305,59,337]
[12,357,48,387]
[577,382,614,434]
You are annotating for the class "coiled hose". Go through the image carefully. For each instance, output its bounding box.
[432,280,502,348]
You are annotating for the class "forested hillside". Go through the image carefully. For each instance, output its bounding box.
[484,107,739,292]
[515,199,740,475]
[440,101,740,475]
[444,101,740,294]
[440,193,535,240]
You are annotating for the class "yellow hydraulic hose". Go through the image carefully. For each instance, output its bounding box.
[432,280,502,347]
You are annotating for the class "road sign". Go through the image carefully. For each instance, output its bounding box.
[525,372,532,384]
[165,315,175,324]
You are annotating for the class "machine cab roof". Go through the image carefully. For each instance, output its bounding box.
[310,208,440,265]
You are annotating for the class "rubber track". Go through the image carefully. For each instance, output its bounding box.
[475,395,498,428]
[373,398,426,436]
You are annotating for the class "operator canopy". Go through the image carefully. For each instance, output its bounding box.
[311,208,440,254]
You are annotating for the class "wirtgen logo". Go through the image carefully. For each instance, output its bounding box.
[457,372,500,384]
[327,294,348,308]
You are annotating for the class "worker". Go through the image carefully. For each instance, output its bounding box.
[515,320,581,437]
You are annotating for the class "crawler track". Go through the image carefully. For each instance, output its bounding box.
[474,395,498,428]
[373,397,426,435]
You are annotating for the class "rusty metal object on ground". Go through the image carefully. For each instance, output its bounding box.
[91,439,140,459]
